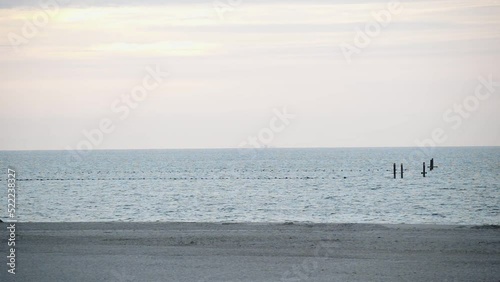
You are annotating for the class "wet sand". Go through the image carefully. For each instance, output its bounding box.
[1,222,499,281]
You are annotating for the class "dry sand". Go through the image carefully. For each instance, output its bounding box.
[1,222,499,281]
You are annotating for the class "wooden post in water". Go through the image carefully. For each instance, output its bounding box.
[430,158,434,171]
[421,162,427,177]
[393,163,396,179]
[401,163,403,179]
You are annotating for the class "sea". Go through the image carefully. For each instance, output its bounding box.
[0,147,499,224]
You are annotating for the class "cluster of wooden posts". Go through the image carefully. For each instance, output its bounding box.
[393,158,436,179]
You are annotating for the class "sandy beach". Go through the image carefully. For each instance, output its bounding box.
[1,222,499,281]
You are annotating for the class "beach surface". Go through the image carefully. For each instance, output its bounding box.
[1,222,499,281]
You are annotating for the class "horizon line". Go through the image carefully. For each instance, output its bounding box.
[1,145,499,152]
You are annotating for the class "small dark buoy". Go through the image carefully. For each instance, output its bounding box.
[343,176,347,179]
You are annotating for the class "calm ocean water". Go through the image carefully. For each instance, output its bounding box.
[0,147,499,224]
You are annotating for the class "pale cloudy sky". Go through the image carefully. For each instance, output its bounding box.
[0,0,499,150]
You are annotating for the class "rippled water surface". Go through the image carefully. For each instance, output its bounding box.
[0,147,499,224]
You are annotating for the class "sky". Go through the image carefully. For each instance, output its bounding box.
[0,0,499,150]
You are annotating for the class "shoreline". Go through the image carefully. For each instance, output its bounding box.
[1,222,499,281]
[5,220,500,226]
